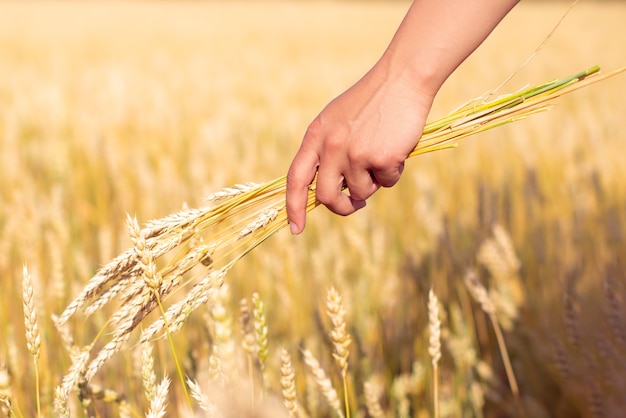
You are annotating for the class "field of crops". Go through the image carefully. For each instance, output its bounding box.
[1,1,626,417]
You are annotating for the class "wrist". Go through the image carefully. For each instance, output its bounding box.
[371,48,440,109]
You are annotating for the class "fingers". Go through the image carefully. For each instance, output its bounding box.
[315,164,367,216]
[287,150,368,235]
[343,155,406,198]
[286,147,318,235]
[370,160,405,188]
[288,145,406,234]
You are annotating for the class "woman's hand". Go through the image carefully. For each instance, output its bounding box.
[286,62,434,234]
[286,0,520,235]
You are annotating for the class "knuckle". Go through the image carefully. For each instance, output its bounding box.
[304,118,323,140]
[346,147,367,165]
[324,130,347,154]
[369,151,400,170]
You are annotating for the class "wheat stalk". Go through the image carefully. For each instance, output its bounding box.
[56,65,624,379]
[464,270,520,398]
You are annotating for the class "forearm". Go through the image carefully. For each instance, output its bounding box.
[286,0,519,233]
[378,0,520,97]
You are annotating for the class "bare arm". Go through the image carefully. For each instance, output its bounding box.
[286,0,520,234]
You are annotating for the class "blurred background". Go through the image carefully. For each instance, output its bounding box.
[1,1,625,417]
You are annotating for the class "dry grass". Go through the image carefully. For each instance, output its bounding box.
[1,1,626,417]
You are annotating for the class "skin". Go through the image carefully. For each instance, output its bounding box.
[286,0,520,235]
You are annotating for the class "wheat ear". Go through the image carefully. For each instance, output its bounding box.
[326,286,352,418]
[0,394,14,418]
[141,342,157,402]
[208,284,236,383]
[0,365,14,417]
[239,297,257,406]
[146,376,170,418]
[302,349,345,418]
[22,265,41,418]
[464,270,519,397]
[428,288,442,418]
[186,378,224,417]
[326,287,351,377]
[252,292,269,375]
[363,378,385,418]
[57,347,90,414]
[280,349,299,417]
[239,297,257,360]
[52,385,70,418]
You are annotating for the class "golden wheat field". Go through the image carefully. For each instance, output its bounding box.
[1,1,626,417]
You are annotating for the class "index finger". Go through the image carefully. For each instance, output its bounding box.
[286,148,319,235]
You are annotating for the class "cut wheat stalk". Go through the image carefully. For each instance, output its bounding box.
[56,65,625,381]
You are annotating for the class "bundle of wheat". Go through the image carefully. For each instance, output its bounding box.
[54,65,625,385]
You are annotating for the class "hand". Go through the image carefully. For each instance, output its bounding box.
[286,0,519,235]
[286,62,434,234]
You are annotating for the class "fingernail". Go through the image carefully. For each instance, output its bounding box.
[289,221,300,235]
